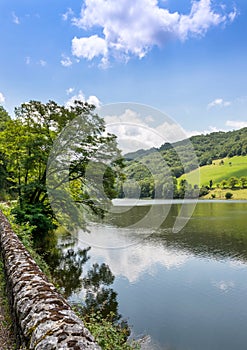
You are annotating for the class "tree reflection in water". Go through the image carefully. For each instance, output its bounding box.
[34,229,128,332]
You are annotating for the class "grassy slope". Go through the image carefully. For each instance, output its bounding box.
[181,155,247,187]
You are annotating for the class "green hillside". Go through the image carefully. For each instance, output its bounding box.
[121,127,247,199]
[181,155,247,188]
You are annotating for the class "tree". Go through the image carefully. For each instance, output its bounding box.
[0,105,11,131]
[220,180,227,189]
[0,100,123,233]
[228,177,238,189]
[240,176,247,189]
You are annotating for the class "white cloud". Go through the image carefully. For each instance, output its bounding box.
[226,120,247,129]
[87,95,101,107]
[62,8,74,21]
[104,109,188,153]
[71,0,237,64]
[65,90,101,108]
[185,121,247,139]
[207,98,231,109]
[61,55,73,67]
[104,107,247,154]
[25,56,31,65]
[72,35,108,62]
[66,87,74,95]
[12,12,20,24]
[178,0,227,40]
[0,92,5,103]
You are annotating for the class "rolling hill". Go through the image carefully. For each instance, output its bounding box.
[121,127,247,199]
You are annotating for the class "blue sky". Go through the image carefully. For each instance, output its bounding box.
[0,0,247,148]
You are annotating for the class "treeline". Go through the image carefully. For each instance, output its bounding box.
[118,177,199,199]
[209,176,247,190]
[190,128,247,166]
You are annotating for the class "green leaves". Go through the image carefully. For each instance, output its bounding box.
[0,99,123,233]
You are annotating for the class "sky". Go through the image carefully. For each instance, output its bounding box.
[1,0,247,151]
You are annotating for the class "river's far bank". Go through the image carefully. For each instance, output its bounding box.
[202,188,247,200]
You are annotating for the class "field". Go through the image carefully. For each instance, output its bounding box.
[181,155,247,188]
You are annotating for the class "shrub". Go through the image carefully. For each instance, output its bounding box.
[225,192,233,200]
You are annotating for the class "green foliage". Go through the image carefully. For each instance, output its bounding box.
[0,203,51,278]
[82,311,140,350]
[228,176,238,189]
[0,100,123,233]
[11,203,56,234]
[239,176,247,189]
[0,105,11,131]
[225,192,233,199]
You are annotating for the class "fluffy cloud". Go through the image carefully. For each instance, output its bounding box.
[226,120,247,129]
[71,0,237,64]
[0,92,5,103]
[104,109,188,153]
[72,35,108,61]
[65,90,101,108]
[207,98,231,109]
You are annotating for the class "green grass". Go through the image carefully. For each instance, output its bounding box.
[181,155,247,187]
[203,188,247,200]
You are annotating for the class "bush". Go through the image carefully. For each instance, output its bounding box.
[225,192,233,200]
[11,203,56,236]
[73,309,140,350]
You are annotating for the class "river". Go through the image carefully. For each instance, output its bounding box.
[54,200,247,350]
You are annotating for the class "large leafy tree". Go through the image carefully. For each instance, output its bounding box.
[0,100,122,232]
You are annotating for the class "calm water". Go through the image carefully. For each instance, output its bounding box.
[56,201,247,350]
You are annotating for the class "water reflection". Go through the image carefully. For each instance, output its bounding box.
[36,202,247,350]
[33,228,125,328]
[81,262,121,323]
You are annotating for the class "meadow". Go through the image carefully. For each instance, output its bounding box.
[181,155,247,188]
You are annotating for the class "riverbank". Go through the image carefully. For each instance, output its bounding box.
[203,188,247,200]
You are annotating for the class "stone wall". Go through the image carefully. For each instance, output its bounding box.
[0,211,101,350]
